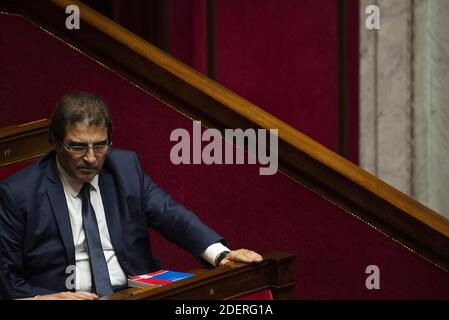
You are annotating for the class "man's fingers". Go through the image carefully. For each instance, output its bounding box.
[226,249,263,264]
[243,249,263,261]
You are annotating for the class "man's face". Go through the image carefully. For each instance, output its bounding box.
[56,123,109,183]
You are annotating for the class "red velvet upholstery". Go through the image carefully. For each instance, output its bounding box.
[169,0,359,163]
[169,0,206,75]
[2,13,449,299]
[216,0,339,153]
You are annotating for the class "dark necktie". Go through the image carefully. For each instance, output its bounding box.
[80,183,113,296]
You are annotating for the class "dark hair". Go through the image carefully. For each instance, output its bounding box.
[49,92,112,144]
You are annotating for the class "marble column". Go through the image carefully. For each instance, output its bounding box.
[413,0,449,217]
[360,0,449,218]
[360,0,413,194]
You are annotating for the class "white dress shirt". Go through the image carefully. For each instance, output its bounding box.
[57,160,127,291]
[56,159,229,292]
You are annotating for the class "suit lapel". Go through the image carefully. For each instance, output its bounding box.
[98,169,124,258]
[99,168,135,274]
[45,155,75,267]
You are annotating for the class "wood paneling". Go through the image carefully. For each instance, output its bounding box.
[103,252,295,300]
[0,119,51,167]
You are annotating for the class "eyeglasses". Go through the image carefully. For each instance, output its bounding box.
[63,140,111,156]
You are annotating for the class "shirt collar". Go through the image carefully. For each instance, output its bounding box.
[56,156,99,197]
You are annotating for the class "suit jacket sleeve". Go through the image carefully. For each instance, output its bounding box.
[0,183,55,298]
[134,157,225,259]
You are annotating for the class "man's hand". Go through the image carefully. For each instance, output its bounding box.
[220,249,263,266]
[31,291,99,300]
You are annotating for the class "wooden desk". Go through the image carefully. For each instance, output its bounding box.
[102,252,295,300]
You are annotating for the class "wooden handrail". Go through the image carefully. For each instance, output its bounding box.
[2,0,449,270]
[0,119,49,140]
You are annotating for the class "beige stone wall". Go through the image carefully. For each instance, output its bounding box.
[360,0,449,218]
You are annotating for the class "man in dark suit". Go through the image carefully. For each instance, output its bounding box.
[0,92,262,299]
